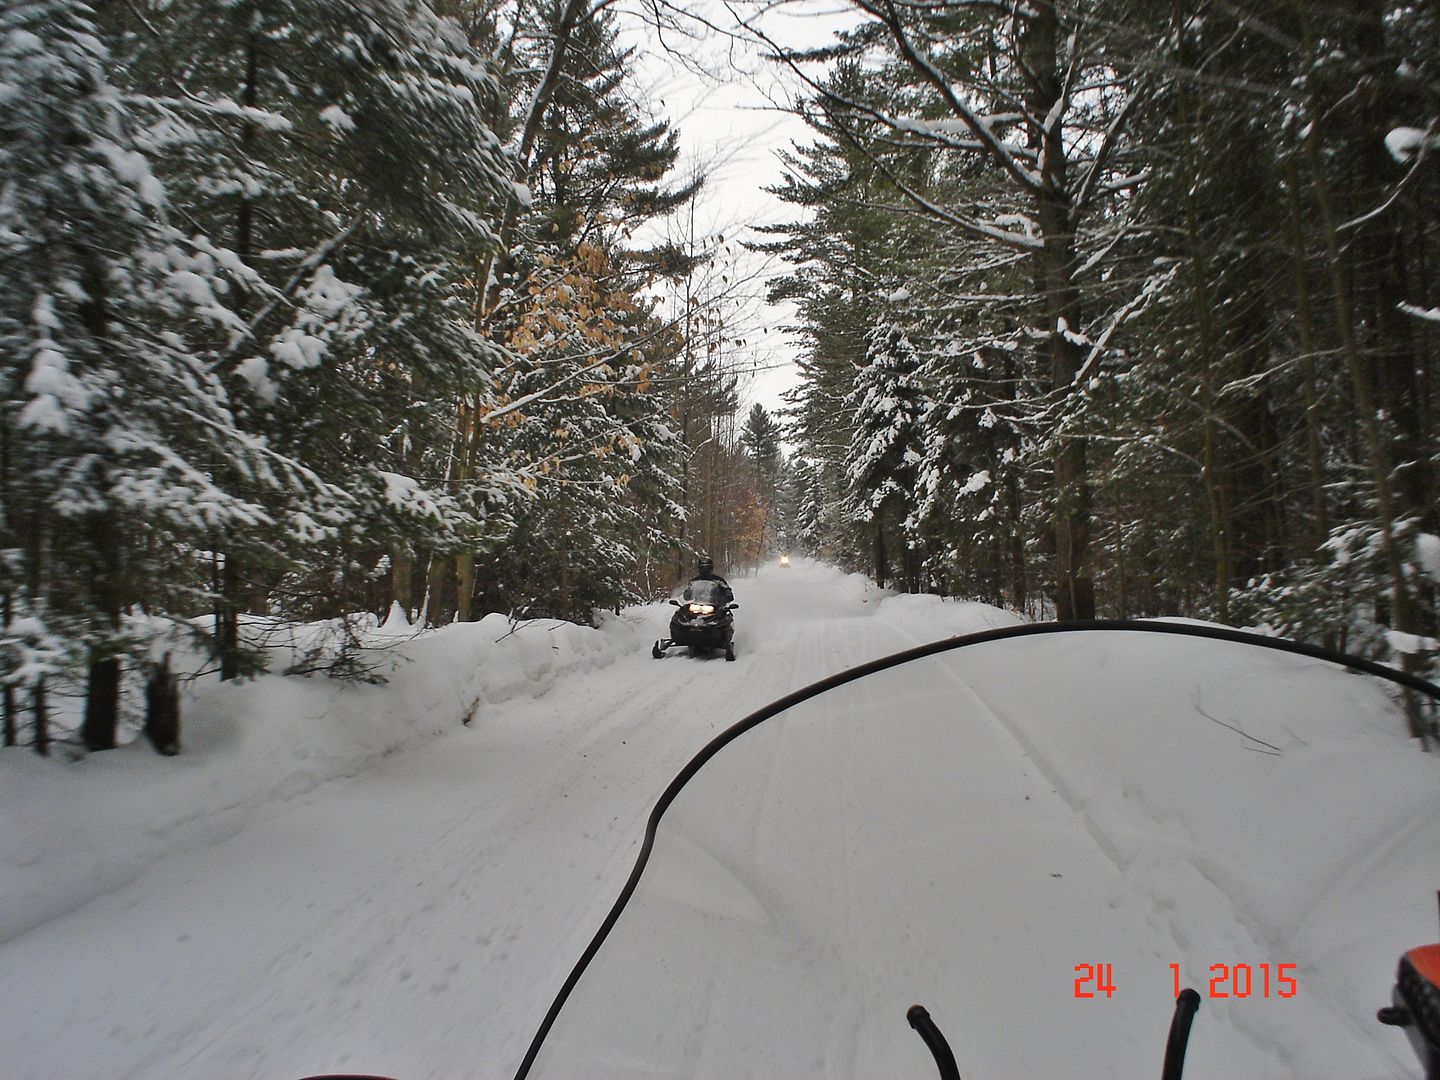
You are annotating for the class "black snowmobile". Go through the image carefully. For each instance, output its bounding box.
[651,578,737,661]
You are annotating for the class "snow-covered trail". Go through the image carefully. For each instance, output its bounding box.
[522,609,1394,1080]
[0,561,1430,1080]
[0,562,961,1080]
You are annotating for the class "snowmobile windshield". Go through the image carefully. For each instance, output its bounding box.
[517,624,1440,1080]
[683,578,728,605]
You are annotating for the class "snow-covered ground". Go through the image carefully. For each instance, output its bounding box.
[0,560,1434,1079]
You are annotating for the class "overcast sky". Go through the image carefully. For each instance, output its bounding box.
[626,1,858,420]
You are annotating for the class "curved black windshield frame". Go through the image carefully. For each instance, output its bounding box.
[512,619,1440,1079]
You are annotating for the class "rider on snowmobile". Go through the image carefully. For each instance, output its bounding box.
[687,555,733,604]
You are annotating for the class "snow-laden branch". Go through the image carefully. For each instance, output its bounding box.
[1399,302,1440,324]
[209,217,364,374]
[730,0,1046,213]
[478,319,676,427]
[1071,261,1180,388]
[862,0,1045,193]
[1073,212,1143,281]
[1074,81,1146,214]
[1339,123,1435,233]
[821,109,1044,252]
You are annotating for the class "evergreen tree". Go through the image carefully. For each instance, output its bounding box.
[739,400,782,548]
[740,404,781,481]
[120,0,518,657]
[768,0,1439,692]
[0,0,291,744]
[458,3,699,619]
[845,324,925,589]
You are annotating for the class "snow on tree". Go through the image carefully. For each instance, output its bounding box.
[0,0,301,746]
[116,0,521,660]
[445,4,699,621]
[470,241,683,622]
[842,323,928,588]
[766,0,1439,669]
[740,404,781,482]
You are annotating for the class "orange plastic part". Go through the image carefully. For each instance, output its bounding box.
[1407,944,1440,989]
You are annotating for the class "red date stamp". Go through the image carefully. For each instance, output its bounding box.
[1073,963,1117,998]
[1074,963,1299,999]
[1179,962,1298,999]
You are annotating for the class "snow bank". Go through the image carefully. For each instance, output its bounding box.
[833,569,890,607]
[0,608,652,945]
[872,589,1025,636]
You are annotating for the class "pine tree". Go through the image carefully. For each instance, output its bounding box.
[456,2,698,619]
[844,324,926,588]
[740,404,781,481]
[767,0,1157,617]
[0,0,285,744]
[119,0,518,657]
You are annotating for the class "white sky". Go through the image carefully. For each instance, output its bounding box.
[624,1,859,420]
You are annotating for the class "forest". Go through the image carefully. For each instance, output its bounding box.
[763,0,1440,720]
[2,0,1438,752]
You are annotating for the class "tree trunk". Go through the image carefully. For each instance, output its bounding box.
[456,551,476,622]
[1173,33,1232,623]
[33,678,48,757]
[391,545,414,619]
[873,514,888,590]
[559,545,572,619]
[213,31,260,682]
[1304,106,1424,735]
[1,414,13,747]
[1285,156,1331,553]
[423,552,451,627]
[81,658,121,752]
[143,654,181,756]
[1009,523,1027,614]
[217,547,243,680]
[1003,358,1028,614]
[1022,4,1094,620]
[81,499,125,750]
[2,585,13,747]
[453,397,479,623]
[1115,519,1130,620]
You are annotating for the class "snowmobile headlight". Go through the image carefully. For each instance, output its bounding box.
[688,603,715,615]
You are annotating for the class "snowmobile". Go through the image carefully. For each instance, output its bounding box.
[651,578,737,661]
[1380,941,1440,1080]
[517,621,1440,1080]
[298,621,1440,1080]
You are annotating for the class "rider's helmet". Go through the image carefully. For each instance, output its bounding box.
[697,555,715,577]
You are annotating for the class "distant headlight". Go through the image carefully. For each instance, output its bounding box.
[688,603,715,615]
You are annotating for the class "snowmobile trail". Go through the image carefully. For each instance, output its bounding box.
[0,562,1428,1080]
[0,562,925,1080]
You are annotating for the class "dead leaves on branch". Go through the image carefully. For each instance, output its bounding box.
[473,242,668,489]
[505,242,648,386]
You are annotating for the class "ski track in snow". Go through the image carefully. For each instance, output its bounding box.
[0,561,1431,1080]
[0,563,911,1080]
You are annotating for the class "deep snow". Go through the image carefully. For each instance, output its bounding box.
[0,560,1435,1079]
